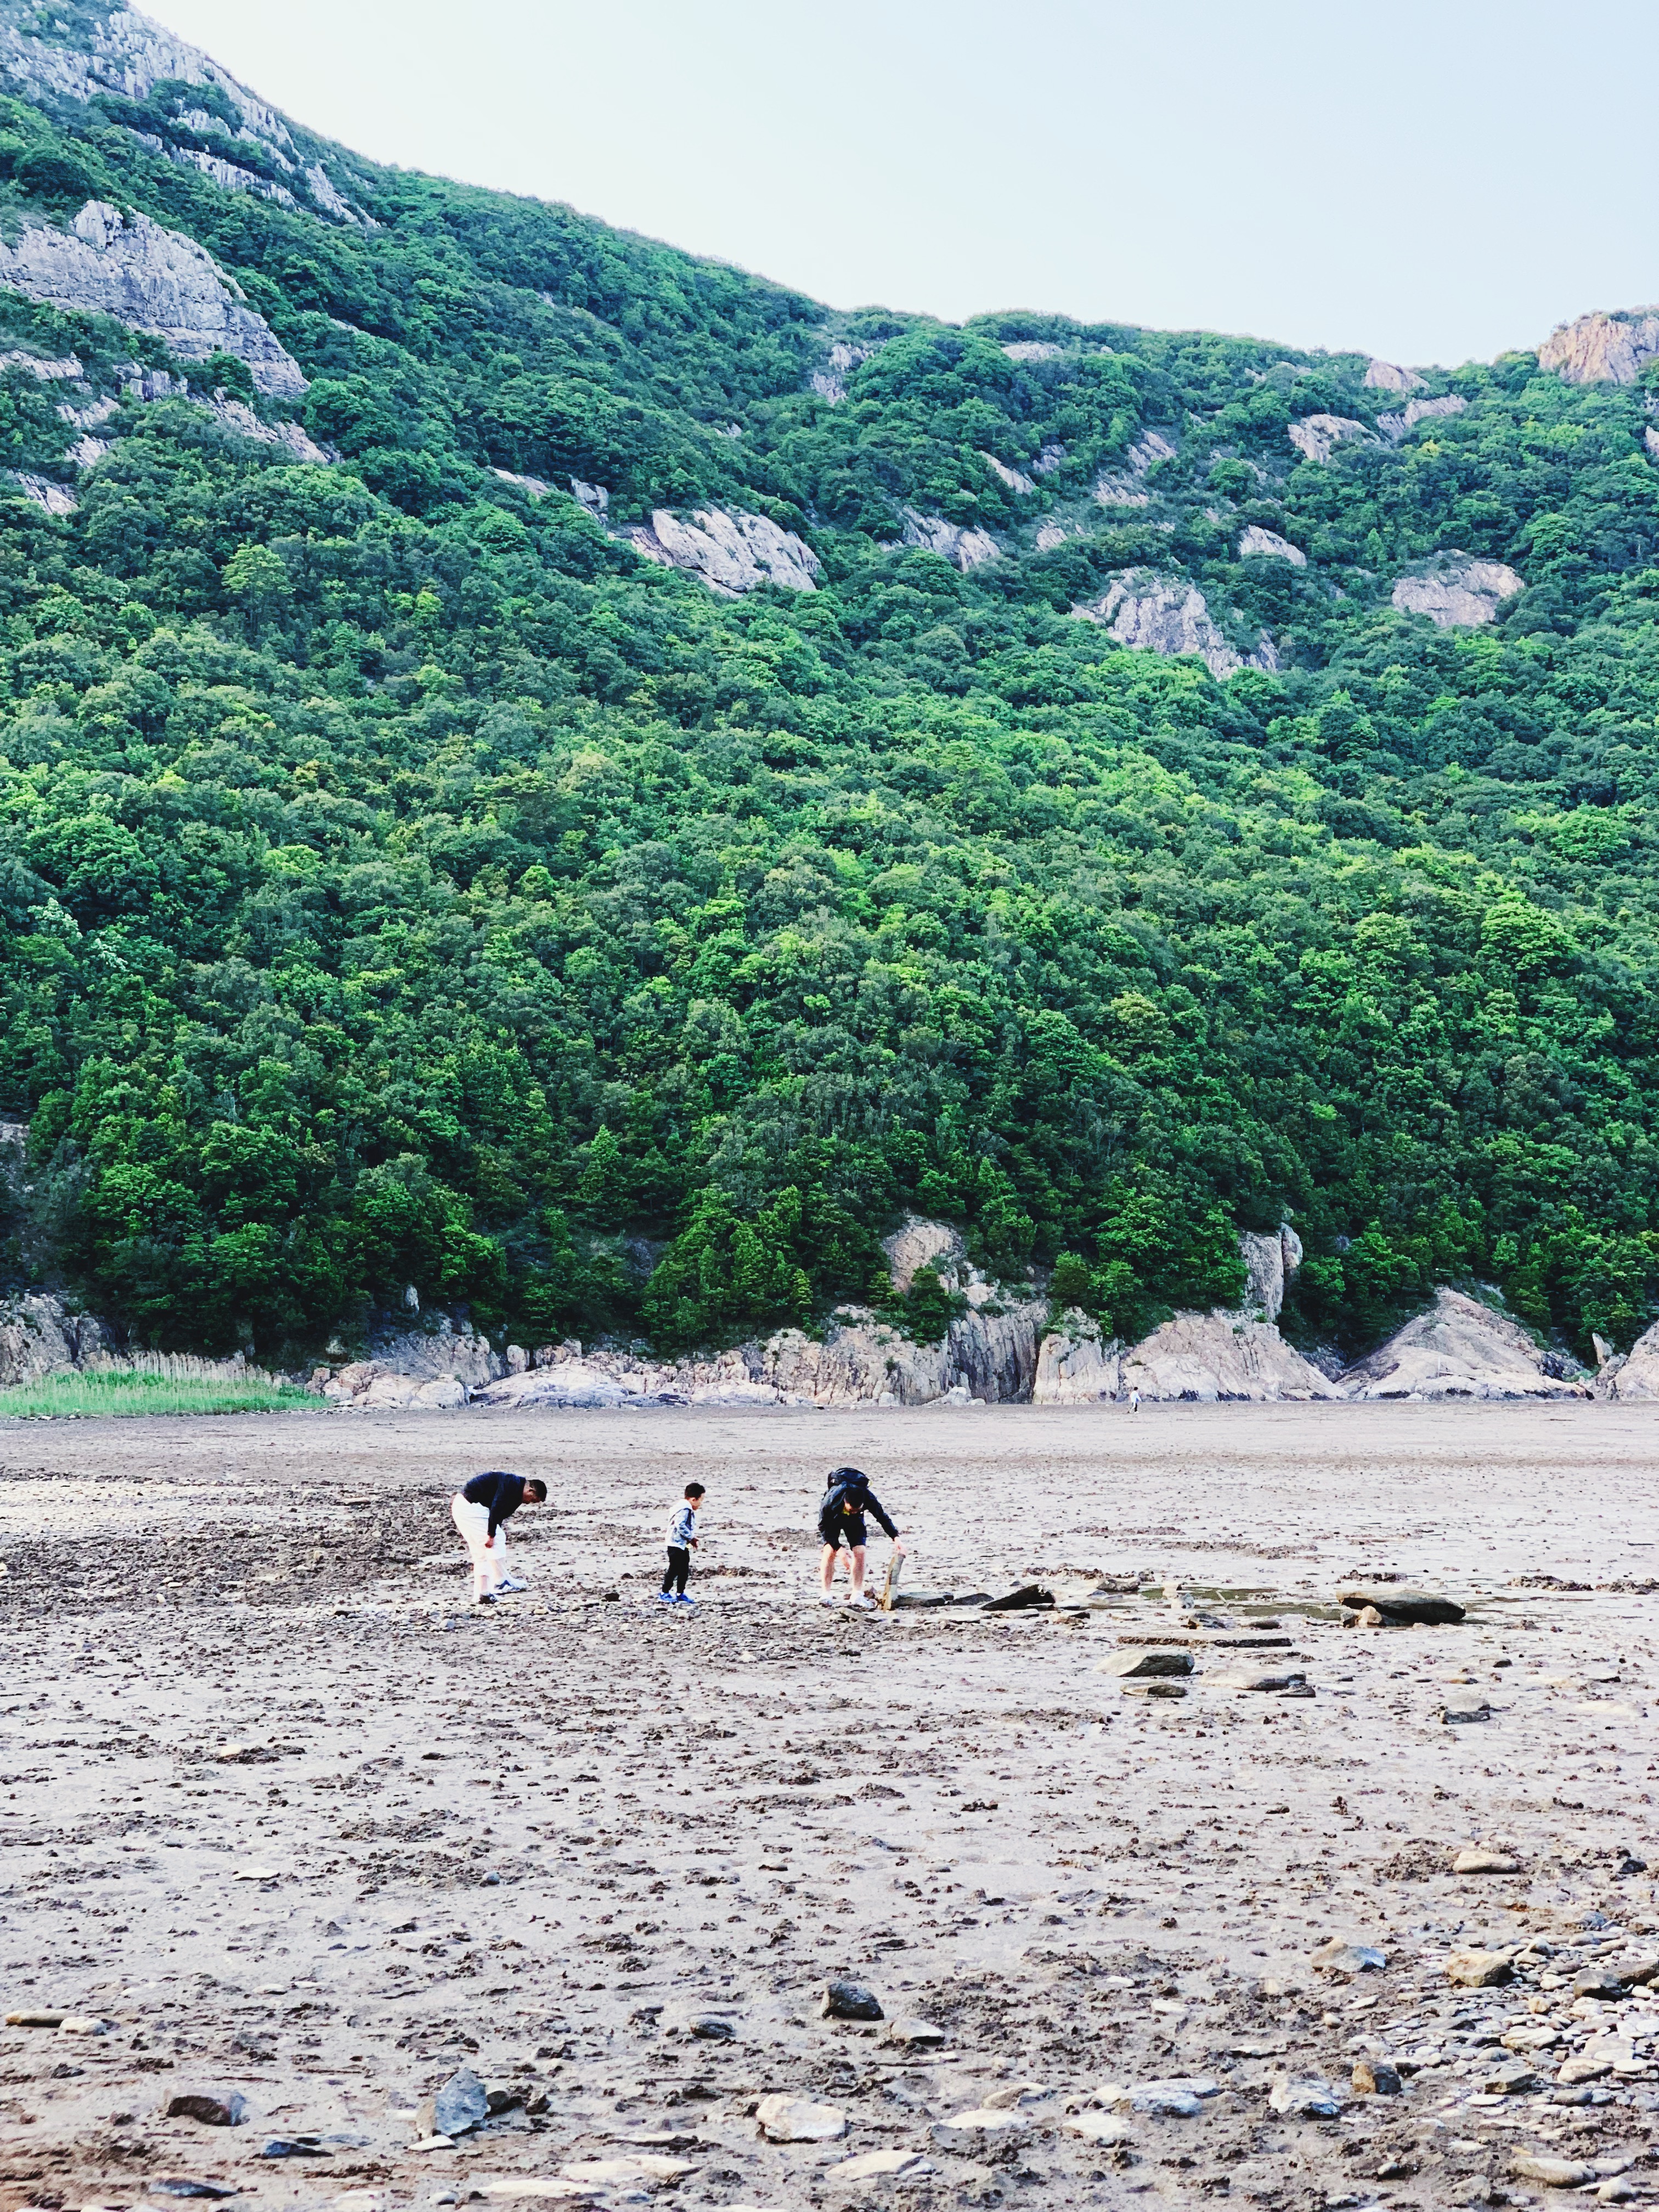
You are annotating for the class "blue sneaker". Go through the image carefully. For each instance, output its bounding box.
[656,1592,677,1606]
[675,1593,696,1607]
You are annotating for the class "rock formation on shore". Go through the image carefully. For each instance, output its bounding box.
[1338,1286,1589,1400]
[0,1291,110,1386]
[1593,1317,1659,1398]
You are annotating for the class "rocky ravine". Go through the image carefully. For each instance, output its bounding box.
[1,1399,1658,2212]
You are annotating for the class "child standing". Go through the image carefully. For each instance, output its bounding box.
[659,1482,706,1607]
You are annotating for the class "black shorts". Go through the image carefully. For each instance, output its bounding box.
[822,1516,868,1550]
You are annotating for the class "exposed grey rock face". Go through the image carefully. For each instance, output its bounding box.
[808,339,877,402]
[207,397,329,463]
[172,149,297,208]
[1238,1224,1304,1322]
[1032,1314,1120,1404]
[948,1291,1047,1403]
[1378,393,1467,442]
[979,450,1034,494]
[568,478,608,516]
[0,202,307,397]
[10,471,76,514]
[899,509,999,570]
[1001,340,1065,362]
[0,1291,109,1385]
[1094,429,1176,505]
[321,1321,504,1407]
[1287,414,1378,464]
[1647,427,1659,464]
[1071,569,1278,680]
[1538,308,1659,385]
[1392,555,1522,627]
[1120,1311,1338,1402]
[1595,1317,1659,1399]
[1034,518,1084,552]
[882,1216,963,1295]
[625,507,820,594]
[1339,1286,1589,1400]
[490,467,550,499]
[1363,358,1425,392]
[763,1315,949,1407]
[0,349,83,380]
[1031,441,1066,473]
[1238,524,1305,566]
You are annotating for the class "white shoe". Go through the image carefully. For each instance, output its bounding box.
[847,1594,874,1611]
[495,1575,528,1594]
[819,1593,838,1606]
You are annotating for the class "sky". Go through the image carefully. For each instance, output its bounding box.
[139,0,1659,369]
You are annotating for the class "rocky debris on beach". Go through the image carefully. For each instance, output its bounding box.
[1335,1584,1466,1624]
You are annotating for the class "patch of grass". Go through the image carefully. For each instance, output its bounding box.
[0,1359,313,1419]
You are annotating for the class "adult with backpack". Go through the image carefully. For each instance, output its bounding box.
[817,1465,903,1611]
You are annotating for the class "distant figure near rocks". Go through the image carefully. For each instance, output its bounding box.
[451,1470,546,1606]
[817,1467,902,1612]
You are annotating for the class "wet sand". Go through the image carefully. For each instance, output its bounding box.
[1,1397,1656,2210]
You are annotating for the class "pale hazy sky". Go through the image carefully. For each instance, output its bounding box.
[141,0,1659,369]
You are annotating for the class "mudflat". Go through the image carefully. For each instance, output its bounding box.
[1,1398,1656,2210]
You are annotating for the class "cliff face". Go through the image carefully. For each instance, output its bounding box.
[1071,571,1279,681]
[1538,309,1659,386]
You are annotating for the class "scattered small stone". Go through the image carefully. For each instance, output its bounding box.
[421,2068,488,2139]
[1351,2058,1401,2096]
[59,2015,112,2035]
[1351,1605,1385,1627]
[983,1584,1053,1613]
[148,2183,239,2200]
[1064,2112,1132,2145]
[980,2081,1049,2109]
[1512,2153,1598,2188]
[1557,2055,1613,2086]
[820,1978,883,2021]
[1446,1948,1513,1988]
[1098,1648,1194,1678]
[1453,1847,1521,1874]
[686,2015,736,2041]
[559,2155,692,2184]
[1441,1701,1492,1724]
[933,2106,1033,2142]
[755,2092,847,2143]
[1310,1939,1386,1975]
[479,2183,591,2201]
[229,1867,281,1883]
[887,2017,945,2046]
[165,2095,247,2128]
[1482,2059,1541,2095]
[1573,1967,1628,2000]
[261,2140,328,2160]
[1268,2074,1345,2118]
[4,2008,63,2027]
[1210,1669,1307,1691]
[1122,1680,1188,1698]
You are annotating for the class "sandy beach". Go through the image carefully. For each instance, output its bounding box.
[1,1397,1656,2210]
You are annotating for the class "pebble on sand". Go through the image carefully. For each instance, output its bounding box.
[886,2017,945,2046]
[824,2150,930,2180]
[1446,1947,1514,1988]
[1351,2058,1401,2096]
[1268,2074,1345,2118]
[820,1978,883,2021]
[1513,2154,1598,2188]
[165,2094,247,2128]
[559,2155,693,2184]
[1309,1938,1387,1975]
[754,2093,848,2143]
[421,2068,488,2139]
[1453,1847,1521,1873]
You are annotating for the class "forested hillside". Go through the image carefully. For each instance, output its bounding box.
[0,0,1657,1368]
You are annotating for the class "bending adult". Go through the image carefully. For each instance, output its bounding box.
[817,1465,902,1612]
[452,1469,546,1606]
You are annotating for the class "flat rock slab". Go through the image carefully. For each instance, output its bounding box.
[1098,1647,1194,1678]
[1453,1848,1521,1872]
[1310,1939,1386,1974]
[1513,2154,1598,2187]
[755,2094,847,2143]
[887,2017,945,2046]
[1097,2076,1220,2117]
[1268,2074,1345,2118]
[1447,1946,1513,1987]
[559,2157,693,2185]
[824,2149,929,2180]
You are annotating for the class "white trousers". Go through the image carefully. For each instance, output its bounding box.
[452,1494,506,1599]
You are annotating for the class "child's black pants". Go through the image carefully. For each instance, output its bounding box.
[663,1545,690,1595]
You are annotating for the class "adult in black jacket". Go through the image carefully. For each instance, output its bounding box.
[817,1466,902,1611]
[451,1470,547,1605]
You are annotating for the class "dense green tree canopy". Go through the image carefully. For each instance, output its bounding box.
[0,10,1657,1368]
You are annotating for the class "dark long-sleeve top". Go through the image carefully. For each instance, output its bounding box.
[461,1469,527,1538]
[817,1480,898,1544]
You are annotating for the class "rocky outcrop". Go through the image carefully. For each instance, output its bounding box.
[491,467,551,499]
[320,1321,504,1408]
[624,507,820,595]
[1002,340,1065,362]
[1238,1224,1305,1322]
[1034,519,1085,552]
[0,1291,110,1386]
[1592,1319,1659,1400]
[1538,309,1659,386]
[10,472,76,514]
[808,340,877,402]
[1238,524,1305,566]
[172,149,297,208]
[1,3,295,156]
[0,202,307,398]
[1121,1312,1339,1402]
[1071,570,1280,680]
[1093,430,1176,506]
[1339,1288,1589,1400]
[1032,1315,1121,1403]
[1378,394,1467,442]
[1392,556,1523,628]
[1364,359,1426,392]
[882,1217,963,1295]
[1287,415,1378,465]
[206,397,329,463]
[979,451,1035,495]
[899,510,999,570]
